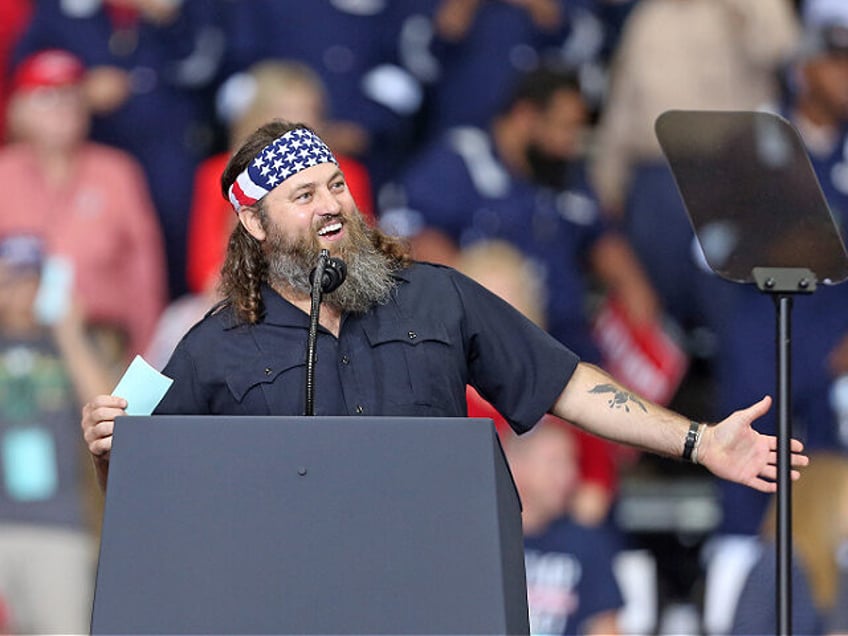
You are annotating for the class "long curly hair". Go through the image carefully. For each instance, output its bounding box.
[218,119,410,325]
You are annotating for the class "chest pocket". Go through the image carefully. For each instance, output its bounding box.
[225,348,306,413]
[362,321,455,407]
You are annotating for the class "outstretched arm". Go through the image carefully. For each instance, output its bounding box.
[551,362,808,492]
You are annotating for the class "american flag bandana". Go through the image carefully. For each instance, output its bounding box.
[227,127,339,213]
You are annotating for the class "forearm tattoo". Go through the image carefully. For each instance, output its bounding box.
[589,383,647,413]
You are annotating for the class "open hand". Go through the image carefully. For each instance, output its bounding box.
[698,396,809,492]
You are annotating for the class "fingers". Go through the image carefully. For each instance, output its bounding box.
[759,464,777,481]
[84,420,115,457]
[742,395,772,420]
[86,394,128,411]
[765,436,807,454]
[81,394,127,458]
[761,438,810,471]
[766,449,809,464]
[790,452,809,467]
[756,464,802,478]
[81,395,127,425]
[753,463,804,489]
[747,470,803,493]
[747,479,778,494]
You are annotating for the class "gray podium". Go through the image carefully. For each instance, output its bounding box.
[90,415,530,635]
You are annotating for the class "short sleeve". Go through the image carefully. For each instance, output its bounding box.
[449,269,580,433]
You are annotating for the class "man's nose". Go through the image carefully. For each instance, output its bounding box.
[315,186,343,214]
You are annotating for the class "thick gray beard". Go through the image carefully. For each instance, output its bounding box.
[263,214,397,314]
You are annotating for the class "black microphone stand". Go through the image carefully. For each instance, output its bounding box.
[305,249,346,416]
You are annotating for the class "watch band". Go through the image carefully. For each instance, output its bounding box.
[682,420,701,463]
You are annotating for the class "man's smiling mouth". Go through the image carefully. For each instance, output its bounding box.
[317,221,343,237]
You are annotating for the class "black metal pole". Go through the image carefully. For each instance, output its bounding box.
[775,293,793,636]
[305,251,329,416]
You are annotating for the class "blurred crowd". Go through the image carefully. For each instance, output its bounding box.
[1,0,848,634]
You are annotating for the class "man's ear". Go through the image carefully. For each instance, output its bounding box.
[238,206,266,241]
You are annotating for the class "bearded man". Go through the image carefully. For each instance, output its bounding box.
[82,120,807,496]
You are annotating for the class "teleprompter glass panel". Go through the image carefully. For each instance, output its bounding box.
[655,110,848,284]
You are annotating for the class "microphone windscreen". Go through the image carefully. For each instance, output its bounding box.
[310,256,347,293]
[321,257,347,293]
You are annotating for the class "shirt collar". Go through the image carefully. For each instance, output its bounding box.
[259,283,312,328]
[225,268,413,329]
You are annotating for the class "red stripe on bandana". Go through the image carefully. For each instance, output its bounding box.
[231,179,257,209]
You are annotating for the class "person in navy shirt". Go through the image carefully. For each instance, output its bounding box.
[504,417,624,635]
[380,65,659,363]
[81,120,807,504]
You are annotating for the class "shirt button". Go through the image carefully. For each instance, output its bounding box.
[264,367,273,375]
[355,405,364,414]
[341,355,350,365]
[408,330,417,340]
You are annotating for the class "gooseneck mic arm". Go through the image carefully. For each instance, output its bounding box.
[305,249,347,416]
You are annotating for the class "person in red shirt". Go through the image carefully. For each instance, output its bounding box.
[0,49,167,363]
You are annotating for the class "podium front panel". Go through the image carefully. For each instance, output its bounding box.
[91,416,528,634]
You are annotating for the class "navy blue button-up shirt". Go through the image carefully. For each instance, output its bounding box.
[156,263,579,434]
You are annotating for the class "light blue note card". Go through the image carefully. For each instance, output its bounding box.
[112,355,174,415]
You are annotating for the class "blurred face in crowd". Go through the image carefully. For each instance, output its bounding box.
[233,77,326,148]
[267,82,324,130]
[802,48,848,124]
[242,161,395,312]
[509,423,580,521]
[9,84,89,152]
[456,241,547,328]
[525,89,588,188]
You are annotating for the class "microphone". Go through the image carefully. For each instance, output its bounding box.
[305,250,347,416]
[310,255,347,293]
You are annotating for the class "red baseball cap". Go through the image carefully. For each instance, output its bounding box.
[11,49,85,93]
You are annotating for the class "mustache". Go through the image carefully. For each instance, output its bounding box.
[314,213,343,232]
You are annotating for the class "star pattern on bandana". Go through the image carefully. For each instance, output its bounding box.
[228,127,339,212]
[247,128,337,193]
